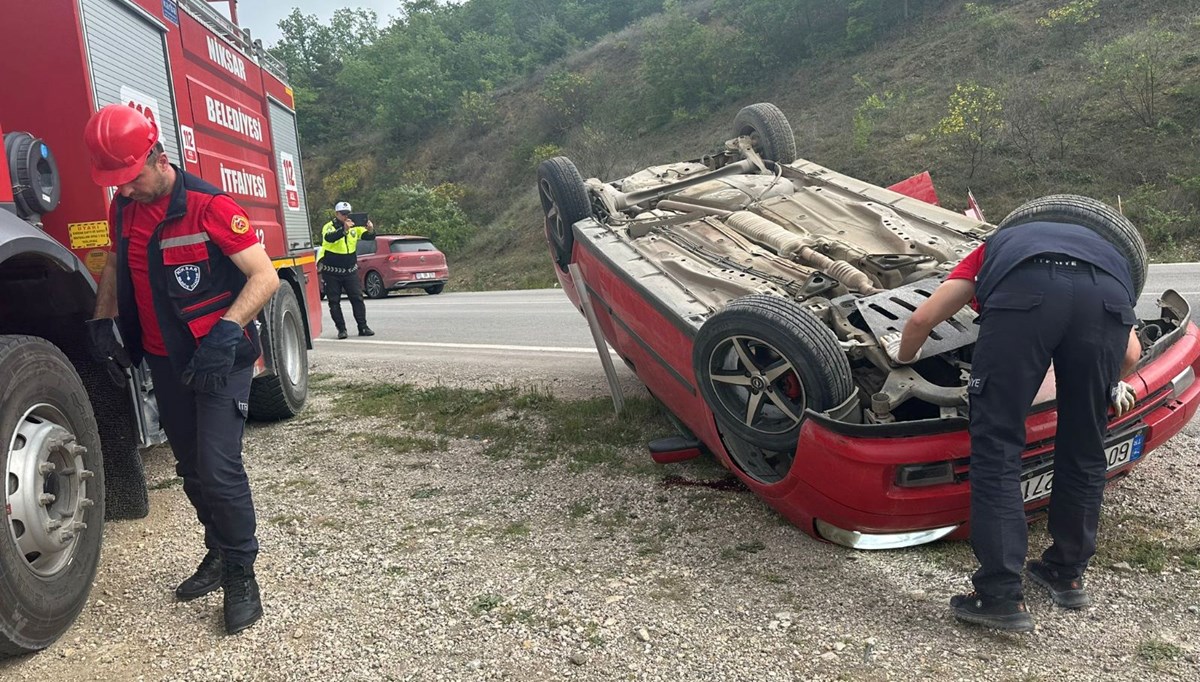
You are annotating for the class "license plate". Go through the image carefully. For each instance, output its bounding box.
[415,272,435,280]
[1021,431,1145,504]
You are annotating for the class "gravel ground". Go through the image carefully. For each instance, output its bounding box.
[3,354,1200,682]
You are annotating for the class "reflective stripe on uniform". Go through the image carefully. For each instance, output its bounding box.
[160,233,212,248]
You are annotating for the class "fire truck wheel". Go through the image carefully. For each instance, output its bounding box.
[249,284,309,421]
[0,335,105,658]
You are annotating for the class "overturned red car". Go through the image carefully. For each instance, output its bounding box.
[537,103,1200,549]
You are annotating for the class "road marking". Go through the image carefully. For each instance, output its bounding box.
[1137,289,1195,296]
[314,338,612,354]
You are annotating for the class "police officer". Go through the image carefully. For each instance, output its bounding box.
[82,104,275,635]
[320,201,375,339]
[887,214,1141,632]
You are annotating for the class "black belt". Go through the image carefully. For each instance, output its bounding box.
[1028,256,1087,269]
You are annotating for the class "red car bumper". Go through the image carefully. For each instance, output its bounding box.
[774,323,1200,547]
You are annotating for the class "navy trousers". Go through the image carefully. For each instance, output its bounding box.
[322,270,368,332]
[146,355,259,566]
[967,259,1133,599]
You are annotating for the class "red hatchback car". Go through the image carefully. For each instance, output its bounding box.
[537,103,1200,550]
[324,235,449,298]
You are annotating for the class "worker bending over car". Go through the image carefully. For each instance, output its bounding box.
[883,218,1141,633]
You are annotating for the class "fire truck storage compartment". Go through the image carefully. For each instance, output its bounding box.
[80,0,184,164]
[268,100,312,251]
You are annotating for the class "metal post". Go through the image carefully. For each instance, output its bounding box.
[568,263,625,415]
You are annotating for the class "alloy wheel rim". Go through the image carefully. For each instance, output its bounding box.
[707,335,806,435]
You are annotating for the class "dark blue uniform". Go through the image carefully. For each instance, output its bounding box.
[114,169,261,567]
[967,222,1136,600]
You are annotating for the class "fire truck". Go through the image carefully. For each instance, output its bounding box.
[0,0,319,655]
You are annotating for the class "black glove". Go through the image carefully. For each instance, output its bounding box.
[85,318,132,387]
[181,319,244,394]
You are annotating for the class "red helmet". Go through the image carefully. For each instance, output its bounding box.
[83,104,159,186]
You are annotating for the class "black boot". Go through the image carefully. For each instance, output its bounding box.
[175,549,223,602]
[358,326,375,337]
[222,562,263,635]
[336,329,348,340]
[950,591,1034,632]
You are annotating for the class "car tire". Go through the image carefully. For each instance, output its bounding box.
[364,271,387,299]
[995,194,1148,296]
[424,283,445,295]
[732,103,798,165]
[693,295,852,453]
[0,335,104,657]
[249,285,309,421]
[537,156,591,273]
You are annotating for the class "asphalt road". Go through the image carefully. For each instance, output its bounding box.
[308,264,1200,420]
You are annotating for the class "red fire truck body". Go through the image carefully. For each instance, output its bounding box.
[2,0,321,319]
[0,0,318,655]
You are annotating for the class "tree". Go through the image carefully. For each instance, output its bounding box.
[1090,28,1179,129]
[933,82,1003,179]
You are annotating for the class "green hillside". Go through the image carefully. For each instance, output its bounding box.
[276,0,1200,291]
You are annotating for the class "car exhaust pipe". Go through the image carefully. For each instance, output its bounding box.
[724,211,882,295]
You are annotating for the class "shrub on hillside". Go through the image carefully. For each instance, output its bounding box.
[1125,182,1200,254]
[455,87,501,134]
[1089,28,1181,129]
[370,183,476,255]
[933,81,1003,179]
[539,71,593,134]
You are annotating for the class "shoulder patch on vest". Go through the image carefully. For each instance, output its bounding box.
[175,265,201,292]
[231,215,250,235]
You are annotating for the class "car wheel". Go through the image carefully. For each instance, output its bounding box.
[537,156,590,273]
[364,271,386,299]
[732,103,797,165]
[693,295,852,454]
[995,194,1148,296]
[424,283,445,295]
[249,284,309,421]
[0,336,104,657]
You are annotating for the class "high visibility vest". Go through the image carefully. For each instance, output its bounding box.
[321,221,369,254]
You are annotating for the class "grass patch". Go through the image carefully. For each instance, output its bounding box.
[410,486,443,500]
[720,540,767,562]
[1136,639,1185,662]
[309,372,335,384]
[1096,513,1200,572]
[327,381,672,471]
[568,498,594,519]
[472,593,504,614]
[269,513,302,526]
[149,477,182,490]
[502,521,531,537]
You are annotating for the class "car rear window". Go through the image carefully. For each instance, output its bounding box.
[389,240,436,253]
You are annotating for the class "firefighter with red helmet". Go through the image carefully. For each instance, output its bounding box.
[82,104,274,635]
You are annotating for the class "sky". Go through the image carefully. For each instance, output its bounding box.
[212,1,398,46]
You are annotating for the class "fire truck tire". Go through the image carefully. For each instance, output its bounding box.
[249,284,309,421]
[0,335,105,658]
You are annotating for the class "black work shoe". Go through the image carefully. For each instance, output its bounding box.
[1027,560,1091,609]
[950,591,1034,632]
[175,550,223,602]
[358,327,375,337]
[336,329,348,339]
[222,563,263,635]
